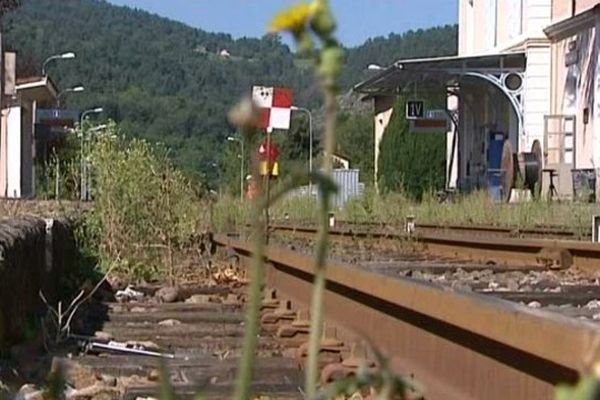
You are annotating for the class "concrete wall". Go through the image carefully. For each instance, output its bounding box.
[459,0,550,55]
[0,217,77,347]
[524,45,553,149]
[553,0,599,22]
[6,105,21,198]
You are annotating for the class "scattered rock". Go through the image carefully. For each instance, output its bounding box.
[148,369,160,382]
[100,374,117,387]
[155,286,180,303]
[185,294,212,304]
[94,331,114,341]
[61,359,98,389]
[223,293,240,305]
[15,384,44,400]
[527,301,541,308]
[158,319,182,326]
[136,397,158,400]
[66,383,120,399]
[210,376,219,384]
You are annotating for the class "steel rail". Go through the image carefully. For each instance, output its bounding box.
[215,234,600,400]
[272,221,588,240]
[268,224,600,269]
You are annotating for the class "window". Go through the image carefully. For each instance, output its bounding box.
[485,0,498,48]
[508,0,524,39]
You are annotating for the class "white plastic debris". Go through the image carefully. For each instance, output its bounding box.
[115,285,144,302]
[585,300,600,309]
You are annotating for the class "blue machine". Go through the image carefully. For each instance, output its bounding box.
[487,132,505,201]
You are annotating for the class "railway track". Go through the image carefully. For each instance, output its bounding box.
[45,283,305,400]
[274,220,591,240]
[214,232,600,400]
[34,223,600,400]
[268,223,600,270]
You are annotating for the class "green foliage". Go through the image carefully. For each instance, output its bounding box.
[83,122,207,281]
[556,374,600,400]
[5,0,456,191]
[336,112,374,183]
[378,97,446,198]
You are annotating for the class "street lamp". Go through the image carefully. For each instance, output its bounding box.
[80,107,104,127]
[57,85,84,108]
[291,106,313,195]
[227,136,245,200]
[42,52,76,76]
[367,64,385,71]
[79,107,103,201]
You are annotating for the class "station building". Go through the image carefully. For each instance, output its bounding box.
[355,1,600,201]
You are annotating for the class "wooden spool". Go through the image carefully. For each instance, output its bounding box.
[530,140,543,197]
[501,140,516,202]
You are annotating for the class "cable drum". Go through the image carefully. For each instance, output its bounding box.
[517,140,543,197]
[500,140,516,202]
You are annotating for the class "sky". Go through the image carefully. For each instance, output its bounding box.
[107,0,458,47]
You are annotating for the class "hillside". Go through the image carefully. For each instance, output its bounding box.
[4,0,457,181]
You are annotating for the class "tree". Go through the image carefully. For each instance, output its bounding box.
[378,97,446,199]
[4,0,457,189]
[336,112,373,183]
[0,0,20,17]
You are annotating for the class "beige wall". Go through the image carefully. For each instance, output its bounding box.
[460,0,552,55]
[550,25,598,170]
[552,0,599,22]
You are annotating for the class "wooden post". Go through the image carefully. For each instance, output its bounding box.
[264,127,272,242]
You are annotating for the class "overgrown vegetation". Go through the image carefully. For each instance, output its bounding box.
[80,122,209,283]
[212,189,600,237]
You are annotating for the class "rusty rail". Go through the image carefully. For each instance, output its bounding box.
[268,224,600,270]
[215,234,600,400]
[271,220,589,239]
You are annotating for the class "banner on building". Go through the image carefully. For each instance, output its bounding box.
[252,86,293,130]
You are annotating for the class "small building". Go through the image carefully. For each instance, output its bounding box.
[0,70,58,198]
[354,0,600,201]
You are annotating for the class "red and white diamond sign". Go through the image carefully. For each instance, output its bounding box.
[252,86,293,130]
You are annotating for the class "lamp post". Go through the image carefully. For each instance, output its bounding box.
[291,106,313,195]
[227,136,245,200]
[57,85,84,108]
[367,64,385,71]
[42,52,76,76]
[79,107,103,201]
[80,107,103,127]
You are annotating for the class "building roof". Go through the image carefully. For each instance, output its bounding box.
[15,76,59,106]
[544,4,600,41]
[353,52,527,96]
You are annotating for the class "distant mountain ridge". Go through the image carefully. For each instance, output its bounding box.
[4,0,457,174]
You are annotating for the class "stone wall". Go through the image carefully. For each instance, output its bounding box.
[0,217,76,347]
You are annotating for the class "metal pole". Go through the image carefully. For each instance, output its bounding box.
[80,135,85,201]
[308,109,313,196]
[55,156,60,199]
[240,139,245,201]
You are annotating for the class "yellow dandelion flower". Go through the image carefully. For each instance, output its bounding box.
[269,2,315,34]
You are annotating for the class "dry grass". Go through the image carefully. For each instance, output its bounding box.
[210,190,600,236]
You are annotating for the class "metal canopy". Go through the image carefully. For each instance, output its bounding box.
[353,52,526,95]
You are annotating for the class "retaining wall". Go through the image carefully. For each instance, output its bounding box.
[0,217,77,347]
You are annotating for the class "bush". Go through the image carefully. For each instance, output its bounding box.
[82,122,208,282]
